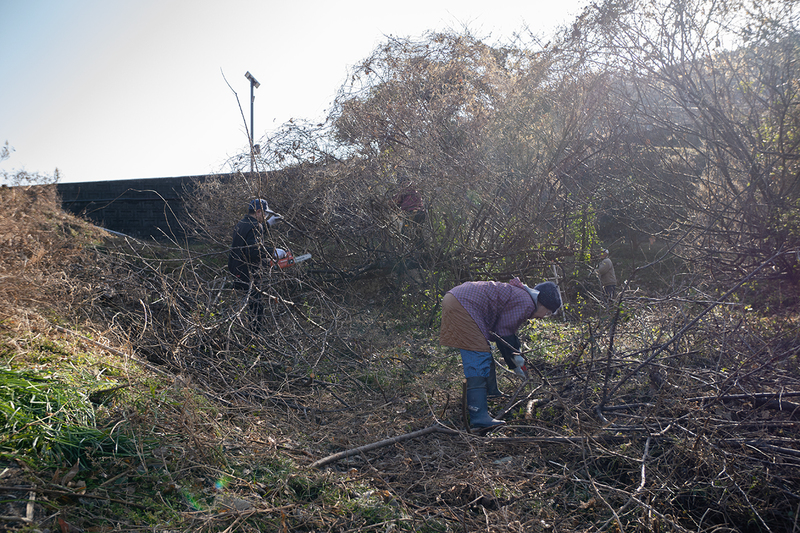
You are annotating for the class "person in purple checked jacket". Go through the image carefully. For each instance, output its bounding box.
[440,278,562,428]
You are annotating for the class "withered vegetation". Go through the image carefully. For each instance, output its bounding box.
[1,174,799,533]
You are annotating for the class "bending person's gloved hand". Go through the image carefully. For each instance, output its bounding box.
[513,355,528,378]
[266,214,283,227]
[273,248,287,259]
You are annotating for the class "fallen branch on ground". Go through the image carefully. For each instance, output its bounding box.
[308,423,459,469]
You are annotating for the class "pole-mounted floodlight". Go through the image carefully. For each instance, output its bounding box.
[245,71,260,173]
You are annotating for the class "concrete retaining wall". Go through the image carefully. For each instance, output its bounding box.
[57,175,215,239]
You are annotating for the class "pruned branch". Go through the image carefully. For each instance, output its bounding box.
[308,423,459,469]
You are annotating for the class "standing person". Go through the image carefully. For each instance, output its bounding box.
[595,248,617,299]
[440,278,562,428]
[394,180,426,226]
[228,199,283,324]
[392,177,428,283]
[393,178,427,246]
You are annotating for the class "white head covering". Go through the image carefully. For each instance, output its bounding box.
[523,284,540,312]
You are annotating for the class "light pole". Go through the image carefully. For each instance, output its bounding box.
[244,71,260,174]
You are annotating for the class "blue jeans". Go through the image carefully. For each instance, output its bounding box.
[459,349,492,378]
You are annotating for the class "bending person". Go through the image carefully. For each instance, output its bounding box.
[440,278,562,428]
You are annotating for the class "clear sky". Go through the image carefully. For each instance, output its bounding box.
[0,0,585,183]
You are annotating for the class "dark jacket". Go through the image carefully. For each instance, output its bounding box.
[228,214,267,290]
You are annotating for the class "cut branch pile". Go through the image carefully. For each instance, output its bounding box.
[71,233,800,531]
[2,185,799,531]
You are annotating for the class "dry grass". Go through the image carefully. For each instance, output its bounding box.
[0,186,799,532]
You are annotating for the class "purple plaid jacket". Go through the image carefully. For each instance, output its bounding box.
[448,278,536,344]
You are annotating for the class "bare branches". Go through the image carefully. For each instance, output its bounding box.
[597,248,790,414]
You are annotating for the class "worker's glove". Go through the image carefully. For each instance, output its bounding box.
[513,355,528,378]
[266,214,283,227]
[274,248,287,259]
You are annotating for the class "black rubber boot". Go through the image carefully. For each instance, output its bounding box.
[486,358,503,398]
[465,377,505,428]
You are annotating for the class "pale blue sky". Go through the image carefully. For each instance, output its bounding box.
[0,0,585,183]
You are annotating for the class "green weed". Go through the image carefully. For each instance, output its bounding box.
[0,367,137,465]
